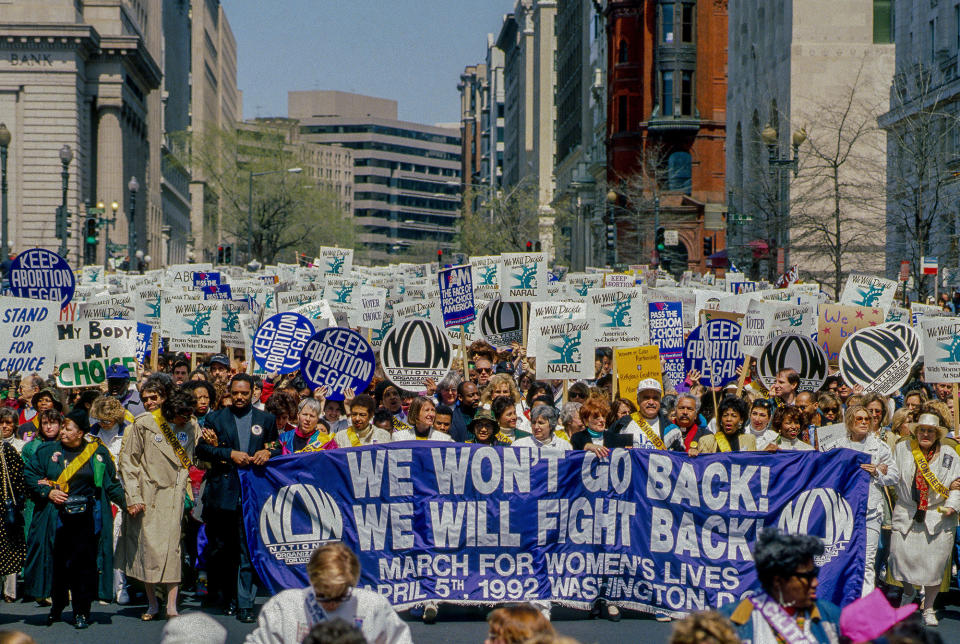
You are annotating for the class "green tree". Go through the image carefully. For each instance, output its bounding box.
[456,181,541,256]
[178,124,355,264]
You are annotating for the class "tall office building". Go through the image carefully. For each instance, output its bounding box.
[290,91,461,266]
[458,63,487,214]
[482,35,506,194]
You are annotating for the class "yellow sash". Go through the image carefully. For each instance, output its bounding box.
[300,432,334,453]
[152,409,193,470]
[346,428,363,447]
[715,431,733,452]
[630,412,665,449]
[554,429,570,443]
[55,442,99,494]
[912,440,950,498]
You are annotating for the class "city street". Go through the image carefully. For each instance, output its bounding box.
[2,595,960,643]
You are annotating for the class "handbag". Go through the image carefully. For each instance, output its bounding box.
[0,444,18,526]
[63,495,91,515]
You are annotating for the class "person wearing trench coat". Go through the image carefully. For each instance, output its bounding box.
[115,390,199,620]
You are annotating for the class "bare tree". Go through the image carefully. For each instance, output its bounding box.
[608,144,671,267]
[457,181,541,256]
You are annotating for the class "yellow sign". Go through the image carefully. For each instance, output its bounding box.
[615,345,662,400]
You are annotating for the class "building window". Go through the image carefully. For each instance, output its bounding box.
[618,40,629,63]
[681,3,695,43]
[661,71,674,116]
[667,151,692,194]
[661,3,675,43]
[873,0,893,43]
[930,18,937,62]
[681,71,694,115]
[618,95,629,131]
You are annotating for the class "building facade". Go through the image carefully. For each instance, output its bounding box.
[879,0,960,293]
[481,35,506,194]
[606,0,727,273]
[291,91,461,266]
[728,0,893,287]
[0,0,163,267]
[458,63,486,214]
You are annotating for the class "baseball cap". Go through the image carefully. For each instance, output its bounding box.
[209,353,230,367]
[839,588,916,643]
[105,364,130,379]
[636,378,662,394]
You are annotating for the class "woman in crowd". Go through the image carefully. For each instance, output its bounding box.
[839,405,897,596]
[321,398,350,434]
[434,374,460,411]
[572,395,610,453]
[888,412,960,627]
[393,397,453,442]
[862,393,896,450]
[559,402,583,437]
[0,408,25,605]
[182,380,217,427]
[817,392,842,426]
[890,407,915,438]
[24,409,125,629]
[611,398,636,420]
[481,375,532,435]
[766,405,814,451]
[115,389,199,620]
[902,389,928,414]
[265,391,298,435]
[525,381,554,412]
[514,406,570,451]
[491,395,530,444]
[0,410,23,455]
[690,396,756,454]
[333,395,391,447]
[466,409,508,446]
[279,399,337,454]
[17,390,60,442]
[20,410,61,553]
[744,399,777,449]
[485,604,555,644]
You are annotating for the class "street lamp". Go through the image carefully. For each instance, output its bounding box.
[248,167,302,262]
[0,123,11,260]
[127,176,139,269]
[135,249,144,274]
[57,145,73,258]
[760,123,806,272]
[105,201,119,271]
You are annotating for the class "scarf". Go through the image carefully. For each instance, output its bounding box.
[586,427,604,439]
[295,424,316,439]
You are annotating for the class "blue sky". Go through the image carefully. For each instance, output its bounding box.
[227,0,514,125]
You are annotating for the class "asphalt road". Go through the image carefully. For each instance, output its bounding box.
[1,596,958,643]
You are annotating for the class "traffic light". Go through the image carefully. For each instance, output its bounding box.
[224,245,232,264]
[217,245,224,263]
[655,227,666,252]
[703,236,713,257]
[526,241,533,252]
[84,216,99,265]
[437,249,444,265]
[535,241,542,252]
[606,220,616,251]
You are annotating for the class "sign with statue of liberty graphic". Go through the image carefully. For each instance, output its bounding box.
[324,277,361,315]
[161,296,222,353]
[526,300,588,359]
[318,247,353,277]
[533,318,595,379]
[839,273,897,313]
[469,255,501,300]
[498,253,547,302]
[919,317,960,383]
[221,300,250,349]
[587,287,649,347]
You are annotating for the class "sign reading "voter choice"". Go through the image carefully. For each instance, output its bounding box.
[253,312,315,374]
[9,248,76,307]
[300,327,375,401]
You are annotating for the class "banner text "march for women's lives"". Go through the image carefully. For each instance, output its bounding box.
[240,446,869,616]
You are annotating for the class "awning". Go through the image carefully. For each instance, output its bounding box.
[707,249,728,268]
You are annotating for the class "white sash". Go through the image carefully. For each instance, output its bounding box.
[749,593,819,644]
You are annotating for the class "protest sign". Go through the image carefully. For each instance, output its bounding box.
[351,285,386,330]
[393,299,442,329]
[165,263,212,289]
[480,297,525,349]
[648,302,684,389]
[817,304,884,364]
[161,296,222,353]
[911,302,945,327]
[469,255,500,300]
[588,288,649,347]
[527,301,587,360]
[499,253,547,302]
[193,271,221,288]
[757,334,829,391]
[300,327,375,400]
[839,273,897,312]
[79,265,104,286]
[221,301,249,350]
[253,312,315,374]
[533,318,595,380]
[77,293,133,320]
[135,287,162,326]
[324,277,360,314]
[883,321,922,361]
[814,423,848,452]
[203,284,233,300]
[56,319,138,387]
[9,249,75,307]
[615,345,662,399]
[919,317,960,383]
[0,297,59,375]
[380,319,453,388]
[838,324,918,395]
[319,247,353,276]
[886,305,910,323]
[683,319,744,387]
[740,300,775,358]
[135,322,152,367]
[603,272,635,288]
[438,264,476,328]
[240,447,868,614]
[448,300,488,346]
[293,300,336,331]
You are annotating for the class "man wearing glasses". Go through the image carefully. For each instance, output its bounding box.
[473,357,494,389]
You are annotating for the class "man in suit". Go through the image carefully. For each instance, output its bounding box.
[196,373,280,623]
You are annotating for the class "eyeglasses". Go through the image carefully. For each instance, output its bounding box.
[821,407,839,413]
[792,567,819,583]
[569,392,587,399]
[753,400,773,409]
[315,588,352,603]
[476,368,493,374]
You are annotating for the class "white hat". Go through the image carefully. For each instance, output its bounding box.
[636,378,663,394]
[913,412,948,440]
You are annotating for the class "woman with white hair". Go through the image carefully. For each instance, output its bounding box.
[514,406,571,451]
[838,405,897,596]
[278,398,338,454]
[888,411,960,626]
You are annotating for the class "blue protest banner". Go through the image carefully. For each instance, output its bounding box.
[240,447,868,615]
[649,301,685,390]
[684,319,745,388]
[202,284,232,300]
[299,327,375,400]
[438,264,475,328]
[253,312,315,374]
[193,271,221,288]
[8,248,75,307]
[135,322,152,367]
